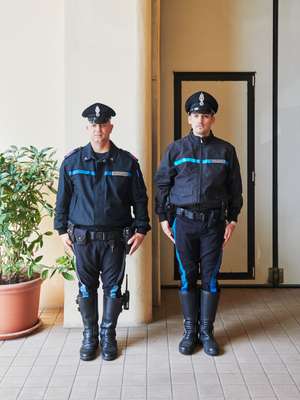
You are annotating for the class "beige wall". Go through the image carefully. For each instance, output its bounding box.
[0,0,65,307]
[0,0,153,319]
[160,0,273,285]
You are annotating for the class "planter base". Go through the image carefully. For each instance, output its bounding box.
[0,318,42,340]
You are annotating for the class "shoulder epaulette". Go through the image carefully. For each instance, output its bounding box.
[64,147,81,159]
[122,149,139,161]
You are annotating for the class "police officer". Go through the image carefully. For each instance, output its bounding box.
[155,91,242,356]
[54,103,150,361]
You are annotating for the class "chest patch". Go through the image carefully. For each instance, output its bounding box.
[104,171,132,177]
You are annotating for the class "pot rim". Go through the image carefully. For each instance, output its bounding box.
[0,276,42,293]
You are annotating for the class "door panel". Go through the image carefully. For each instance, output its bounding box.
[173,72,255,281]
[181,80,248,274]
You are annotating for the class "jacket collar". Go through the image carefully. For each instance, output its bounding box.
[82,141,119,162]
[188,130,214,144]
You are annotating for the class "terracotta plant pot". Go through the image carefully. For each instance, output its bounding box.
[0,277,42,340]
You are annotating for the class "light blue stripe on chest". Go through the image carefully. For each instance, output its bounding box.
[68,169,96,176]
[104,171,132,177]
[174,158,228,166]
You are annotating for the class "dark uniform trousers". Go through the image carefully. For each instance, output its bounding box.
[72,227,126,299]
[172,210,225,293]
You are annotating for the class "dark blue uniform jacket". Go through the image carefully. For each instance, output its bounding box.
[54,141,151,235]
[155,131,243,222]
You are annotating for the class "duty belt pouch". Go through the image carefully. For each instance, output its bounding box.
[220,200,227,221]
[207,210,221,228]
[167,204,175,226]
[67,223,75,243]
[74,229,87,245]
[123,227,134,254]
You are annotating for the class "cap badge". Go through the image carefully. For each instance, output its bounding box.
[95,105,101,117]
[199,92,205,106]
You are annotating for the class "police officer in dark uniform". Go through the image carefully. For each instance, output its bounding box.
[54,103,150,361]
[155,91,242,356]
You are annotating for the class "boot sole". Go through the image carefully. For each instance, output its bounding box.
[102,353,118,361]
[80,353,97,361]
[179,346,196,355]
[199,340,219,356]
[203,349,219,356]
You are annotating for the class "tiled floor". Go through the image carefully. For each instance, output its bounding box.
[1,289,300,399]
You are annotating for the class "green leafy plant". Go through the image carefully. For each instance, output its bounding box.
[42,253,76,281]
[0,145,74,284]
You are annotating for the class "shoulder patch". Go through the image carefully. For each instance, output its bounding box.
[64,147,81,159]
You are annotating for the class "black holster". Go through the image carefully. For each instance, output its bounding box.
[123,227,134,254]
[67,222,75,242]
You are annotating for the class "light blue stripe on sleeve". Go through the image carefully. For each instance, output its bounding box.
[68,169,96,176]
[174,158,228,166]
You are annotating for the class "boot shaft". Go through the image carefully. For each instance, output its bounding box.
[179,289,199,321]
[101,296,123,330]
[77,294,99,328]
[200,289,220,323]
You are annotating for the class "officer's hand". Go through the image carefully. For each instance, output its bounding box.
[127,233,145,255]
[223,222,236,248]
[60,233,74,255]
[160,220,175,244]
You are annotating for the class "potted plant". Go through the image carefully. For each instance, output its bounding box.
[0,146,74,339]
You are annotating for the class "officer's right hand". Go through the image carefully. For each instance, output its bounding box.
[60,233,74,255]
[160,220,175,244]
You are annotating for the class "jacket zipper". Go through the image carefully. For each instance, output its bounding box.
[199,138,203,202]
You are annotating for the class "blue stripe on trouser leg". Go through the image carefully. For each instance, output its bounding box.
[79,283,90,298]
[109,284,119,298]
[172,218,189,292]
[209,251,223,293]
[107,247,126,298]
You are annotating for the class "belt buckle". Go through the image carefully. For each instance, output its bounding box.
[95,231,102,240]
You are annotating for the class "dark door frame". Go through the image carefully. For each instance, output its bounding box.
[173,71,255,281]
[272,0,279,287]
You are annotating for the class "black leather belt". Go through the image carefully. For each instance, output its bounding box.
[176,207,208,221]
[88,231,122,241]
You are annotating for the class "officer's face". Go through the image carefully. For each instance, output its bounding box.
[87,122,113,144]
[188,112,215,137]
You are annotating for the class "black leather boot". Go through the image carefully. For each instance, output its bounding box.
[178,290,198,355]
[199,290,220,356]
[77,294,99,361]
[100,296,123,361]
